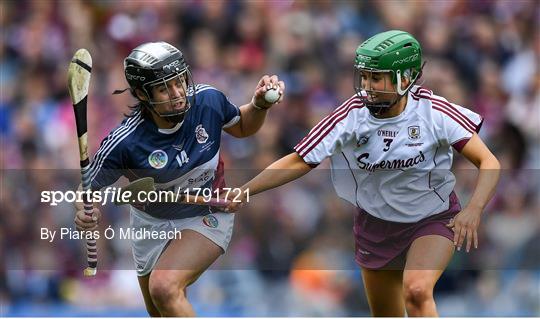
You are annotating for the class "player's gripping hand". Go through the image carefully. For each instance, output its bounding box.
[446,207,482,253]
[224,189,248,213]
[251,74,285,110]
[74,206,101,231]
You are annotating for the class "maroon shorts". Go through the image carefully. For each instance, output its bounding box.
[354,191,461,270]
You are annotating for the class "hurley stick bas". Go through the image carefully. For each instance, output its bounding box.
[67,49,97,277]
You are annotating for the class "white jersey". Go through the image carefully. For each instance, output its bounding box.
[294,86,483,223]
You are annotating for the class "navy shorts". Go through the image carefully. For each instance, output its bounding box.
[354,192,461,270]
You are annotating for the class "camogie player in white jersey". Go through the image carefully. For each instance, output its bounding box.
[227,30,500,316]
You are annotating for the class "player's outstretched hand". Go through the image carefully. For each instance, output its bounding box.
[224,190,248,213]
[446,207,482,253]
[251,74,285,110]
[75,207,101,231]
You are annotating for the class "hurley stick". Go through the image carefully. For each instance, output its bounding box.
[67,49,97,277]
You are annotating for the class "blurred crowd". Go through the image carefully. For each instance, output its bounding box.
[1,0,539,316]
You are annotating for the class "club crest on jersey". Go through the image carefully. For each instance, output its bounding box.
[408,126,420,140]
[195,124,209,144]
[148,150,168,169]
[202,215,219,228]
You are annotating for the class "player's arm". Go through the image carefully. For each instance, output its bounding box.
[225,152,312,212]
[226,97,355,212]
[447,133,500,252]
[224,75,285,137]
[245,152,312,196]
[460,133,500,210]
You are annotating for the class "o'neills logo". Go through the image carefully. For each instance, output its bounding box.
[356,151,425,171]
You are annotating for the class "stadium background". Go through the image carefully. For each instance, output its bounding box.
[1,0,539,316]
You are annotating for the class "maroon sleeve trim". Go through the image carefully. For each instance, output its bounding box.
[452,138,471,153]
[294,151,319,168]
[475,117,484,133]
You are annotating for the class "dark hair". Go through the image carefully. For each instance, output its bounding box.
[124,89,151,119]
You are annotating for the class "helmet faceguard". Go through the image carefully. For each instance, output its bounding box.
[353,67,423,116]
[123,42,196,123]
[353,30,424,116]
[142,69,195,121]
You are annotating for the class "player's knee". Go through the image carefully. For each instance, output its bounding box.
[148,274,187,308]
[149,282,177,308]
[403,279,433,308]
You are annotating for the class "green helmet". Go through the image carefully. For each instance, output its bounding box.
[354,30,424,115]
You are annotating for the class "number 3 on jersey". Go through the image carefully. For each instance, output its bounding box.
[383,138,393,152]
[175,150,190,167]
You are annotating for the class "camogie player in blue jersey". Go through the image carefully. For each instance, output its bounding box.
[227,30,500,316]
[74,41,284,316]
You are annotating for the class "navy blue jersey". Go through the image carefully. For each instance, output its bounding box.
[88,84,240,219]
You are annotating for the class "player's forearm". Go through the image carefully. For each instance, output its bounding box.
[235,102,269,137]
[466,155,500,213]
[243,153,312,196]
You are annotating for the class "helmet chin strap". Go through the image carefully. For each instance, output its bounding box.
[396,70,407,96]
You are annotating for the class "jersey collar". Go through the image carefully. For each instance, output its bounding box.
[157,121,184,134]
